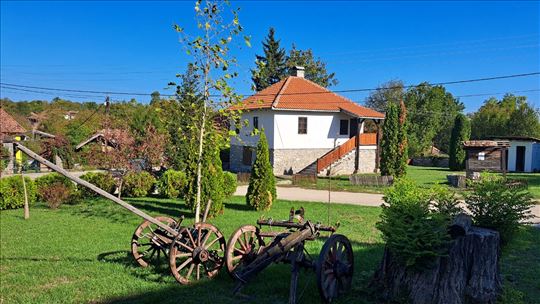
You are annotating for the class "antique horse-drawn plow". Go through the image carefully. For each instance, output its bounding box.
[15,143,354,303]
[14,143,226,285]
[225,207,354,303]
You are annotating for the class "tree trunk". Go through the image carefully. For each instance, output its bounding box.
[370,224,501,304]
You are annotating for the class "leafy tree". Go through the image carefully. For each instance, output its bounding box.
[246,131,276,210]
[380,102,399,176]
[286,45,338,87]
[150,91,162,105]
[404,83,463,156]
[471,94,540,139]
[364,80,404,112]
[251,27,287,91]
[173,0,246,221]
[448,114,471,171]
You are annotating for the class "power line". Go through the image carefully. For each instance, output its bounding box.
[1,72,539,98]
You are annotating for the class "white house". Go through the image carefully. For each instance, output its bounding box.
[491,136,540,172]
[230,67,385,176]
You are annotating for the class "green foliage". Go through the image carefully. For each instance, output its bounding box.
[185,147,226,217]
[122,171,156,198]
[376,179,451,268]
[364,80,404,113]
[380,102,408,177]
[404,83,464,156]
[429,185,462,218]
[156,169,187,199]
[79,172,116,197]
[1,146,10,171]
[0,175,37,210]
[246,132,276,211]
[448,113,471,170]
[466,174,534,244]
[286,45,338,87]
[498,285,526,304]
[35,173,78,208]
[251,27,288,91]
[223,171,237,198]
[471,94,540,139]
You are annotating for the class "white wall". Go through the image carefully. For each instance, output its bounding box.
[273,111,356,149]
[230,109,274,148]
[507,141,535,172]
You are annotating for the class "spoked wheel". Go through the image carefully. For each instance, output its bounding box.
[225,225,264,276]
[316,234,354,303]
[169,222,226,285]
[131,216,178,268]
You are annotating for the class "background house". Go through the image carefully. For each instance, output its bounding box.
[230,67,385,176]
[490,136,540,172]
[1,107,27,174]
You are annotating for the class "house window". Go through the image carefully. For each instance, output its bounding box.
[242,146,253,165]
[298,117,307,134]
[253,116,259,130]
[339,119,349,135]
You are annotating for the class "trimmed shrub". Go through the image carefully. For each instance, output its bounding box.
[246,131,276,211]
[35,173,78,208]
[466,174,533,244]
[448,113,470,171]
[122,171,156,198]
[79,172,116,197]
[0,175,37,210]
[376,179,451,268]
[156,169,187,199]
[223,172,237,198]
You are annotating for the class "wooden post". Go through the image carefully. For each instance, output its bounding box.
[21,171,29,219]
[354,119,365,174]
[14,142,178,235]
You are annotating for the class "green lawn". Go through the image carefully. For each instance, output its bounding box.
[1,197,538,303]
[294,166,540,199]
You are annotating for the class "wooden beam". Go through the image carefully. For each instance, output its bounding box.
[14,143,178,235]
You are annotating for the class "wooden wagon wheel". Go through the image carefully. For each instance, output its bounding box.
[225,225,264,276]
[131,216,177,268]
[169,222,226,285]
[316,234,354,303]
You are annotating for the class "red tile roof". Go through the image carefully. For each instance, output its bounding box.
[233,76,385,119]
[0,108,27,134]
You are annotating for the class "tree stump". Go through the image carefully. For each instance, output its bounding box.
[370,220,501,304]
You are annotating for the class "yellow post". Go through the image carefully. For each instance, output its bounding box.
[15,136,23,168]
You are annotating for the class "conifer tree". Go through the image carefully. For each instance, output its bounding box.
[380,102,399,176]
[396,99,408,177]
[251,28,287,91]
[246,131,276,211]
[449,113,471,171]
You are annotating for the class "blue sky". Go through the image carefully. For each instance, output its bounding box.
[1,1,539,112]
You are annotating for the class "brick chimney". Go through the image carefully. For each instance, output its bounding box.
[293,66,305,78]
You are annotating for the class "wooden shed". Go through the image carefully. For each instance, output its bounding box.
[463,140,510,172]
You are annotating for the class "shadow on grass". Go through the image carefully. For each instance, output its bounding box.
[97,240,384,304]
[223,201,252,212]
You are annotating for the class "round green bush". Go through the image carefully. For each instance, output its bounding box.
[223,171,237,198]
[0,175,37,210]
[79,172,116,197]
[156,169,187,199]
[122,171,156,198]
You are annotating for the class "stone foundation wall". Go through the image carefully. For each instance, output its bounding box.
[272,148,330,175]
[320,148,376,176]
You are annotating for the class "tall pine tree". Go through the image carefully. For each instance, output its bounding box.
[448,113,471,171]
[251,28,287,91]
[396,99,408,177]
[380,102,399,176]
[246,131,276,211]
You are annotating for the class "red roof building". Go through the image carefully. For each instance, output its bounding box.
[0,107,27,141]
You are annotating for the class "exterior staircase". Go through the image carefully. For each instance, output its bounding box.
[297,133,377,176]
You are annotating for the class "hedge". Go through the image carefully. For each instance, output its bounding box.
[0,175,37,210]
[122,171,156,198]
[79,172,116,197]
[35,173,78,208]
[156,169,187,199]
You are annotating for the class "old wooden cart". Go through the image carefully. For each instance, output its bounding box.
[225,207,354,303]
[15,143,226,285]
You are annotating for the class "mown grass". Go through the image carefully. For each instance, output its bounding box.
[293,165,540,199]
[1,196,538,303]
[0,197,382,304]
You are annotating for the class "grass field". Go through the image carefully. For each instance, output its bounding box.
[1,197,538,303]
[293,165,540,199]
